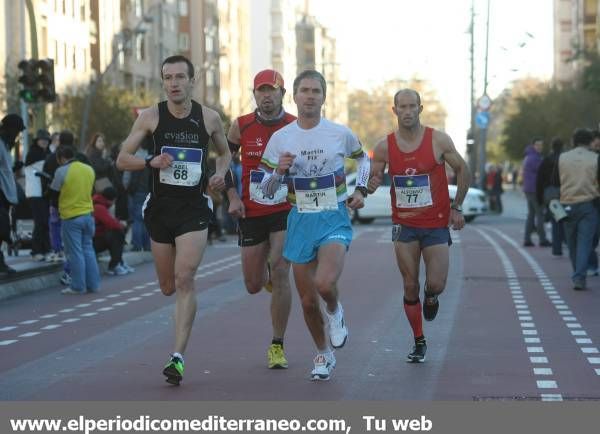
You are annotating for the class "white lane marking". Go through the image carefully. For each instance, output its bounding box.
[588,358,600,364]
[0,340,18,346]
[541,394,563,401]
[577,338,593,344]
[113,302,128,307]
[1,253,243,341]
[121,290,134,294]
[519,316,533,321]
[490,228,600,376]
[534,368,553,375]
[475,228,561,398]
[595,369,600,375]
[523,330,538,335]
[18,332,40,337]
[19,320,39,325]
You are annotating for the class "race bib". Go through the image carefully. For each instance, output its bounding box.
[393,174,433,208]
[249,170,288,205]
[294,174,338,213]
[159,146,203,187]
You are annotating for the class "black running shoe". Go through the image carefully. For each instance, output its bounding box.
[406,339,427,363]
[423,295,439,321]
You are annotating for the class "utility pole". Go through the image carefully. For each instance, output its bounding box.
[468,0,476,184]
[478,0,491,190]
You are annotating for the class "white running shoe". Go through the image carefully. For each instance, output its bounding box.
[310,352,336,381]
[107,264,128,276]
[326,302,348,349]
[121,262,135,273]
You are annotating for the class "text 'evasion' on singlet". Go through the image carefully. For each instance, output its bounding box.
[151,100,210,200]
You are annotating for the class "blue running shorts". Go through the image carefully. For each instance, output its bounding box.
[392,224,452,248]
[283,201,353,263]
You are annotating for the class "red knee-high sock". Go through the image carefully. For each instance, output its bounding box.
[403,297,423,339]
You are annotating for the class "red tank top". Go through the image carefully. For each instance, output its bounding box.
[387,127,450,227]
[238,111,295,218]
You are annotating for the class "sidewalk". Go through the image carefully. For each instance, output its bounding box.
[0,249,154,302]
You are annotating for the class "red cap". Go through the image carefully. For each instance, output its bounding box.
[253,69,284,90]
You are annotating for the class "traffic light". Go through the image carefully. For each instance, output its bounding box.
[37,59,56,102]
[17,58,57,103]
[17,59,38,103]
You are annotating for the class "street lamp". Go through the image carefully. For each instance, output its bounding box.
[79,15,153,147]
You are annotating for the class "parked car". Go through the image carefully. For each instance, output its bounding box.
[346,172,488,224]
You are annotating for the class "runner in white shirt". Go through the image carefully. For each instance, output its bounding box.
[260,70,370,381]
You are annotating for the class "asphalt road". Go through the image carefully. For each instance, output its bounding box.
[1,201,599,401]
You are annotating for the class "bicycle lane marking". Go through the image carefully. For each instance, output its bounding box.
[474,227,562,401]
[0,254,241,346]
[490,228,600,376]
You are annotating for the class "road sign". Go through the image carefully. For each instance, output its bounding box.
[475,111,490,129]
[477,94,492,111]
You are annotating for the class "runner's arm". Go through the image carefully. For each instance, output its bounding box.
[438,131,470,207]
[116,108,157,171]
[205,108,232,191]
[368,137,388,193]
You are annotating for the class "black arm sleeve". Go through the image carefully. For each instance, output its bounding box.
[228,140,240,154]
[224,168,236,191]
[49,189,59,208]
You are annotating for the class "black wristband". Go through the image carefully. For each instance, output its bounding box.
[145,155,155,169]
[355,186,368,198]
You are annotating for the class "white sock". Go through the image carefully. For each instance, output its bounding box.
[172,352,184,363]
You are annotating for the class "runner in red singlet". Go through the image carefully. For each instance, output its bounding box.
[224,70,295,369]
[369,89,470,363]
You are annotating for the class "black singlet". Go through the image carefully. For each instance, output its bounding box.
[150,100,210,200]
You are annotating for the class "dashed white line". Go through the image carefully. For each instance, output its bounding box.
[18,332,40,337]
[0,340,18,346]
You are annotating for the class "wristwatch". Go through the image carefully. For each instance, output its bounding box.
[145,154,155,169]
[355,186,368,198]
[451,203,463,213]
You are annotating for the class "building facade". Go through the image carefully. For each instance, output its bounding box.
[554,0,600,85]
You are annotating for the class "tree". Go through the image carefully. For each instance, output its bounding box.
[501,85,600,160]
[52,83,155,149]
[347,77,447,150]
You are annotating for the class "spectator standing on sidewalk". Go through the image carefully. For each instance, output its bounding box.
[24,129,51,260]
[50,145,100,294]
[536,137,565,257]
[0,114,25,275]
[93,187,133,275]
[559,128,600,290]
[123,136,151,251]
[522,137,551,247]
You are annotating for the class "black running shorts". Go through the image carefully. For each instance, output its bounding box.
[143,194,212,245]
[238,209,289,247]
